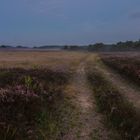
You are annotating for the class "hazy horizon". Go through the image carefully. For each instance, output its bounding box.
[0,0,140,46]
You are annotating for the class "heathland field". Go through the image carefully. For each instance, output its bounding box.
[0,51,140,140]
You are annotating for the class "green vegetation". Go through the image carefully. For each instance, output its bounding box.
[88,40,140,52]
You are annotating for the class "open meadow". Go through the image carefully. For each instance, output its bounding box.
[0,51,140,140]
[0,51,87,70]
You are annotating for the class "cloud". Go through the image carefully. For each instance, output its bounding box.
[21,0,71,21]
[130,12,140,19]
[24,0,65,13]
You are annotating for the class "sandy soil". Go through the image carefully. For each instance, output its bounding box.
[63,57,111,140]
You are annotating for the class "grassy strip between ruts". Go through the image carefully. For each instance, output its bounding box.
[87,69,140,140]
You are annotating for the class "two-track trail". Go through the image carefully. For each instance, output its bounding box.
[62,53,140,140]
[94,55,140,112]
[63,56,112,140]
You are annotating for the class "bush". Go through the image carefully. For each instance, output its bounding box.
[0,68,71,139]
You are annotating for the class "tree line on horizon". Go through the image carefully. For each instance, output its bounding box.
[64,40,140,51]
[0,40,140,52]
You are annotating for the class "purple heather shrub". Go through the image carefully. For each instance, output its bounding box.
[0,68,70,139]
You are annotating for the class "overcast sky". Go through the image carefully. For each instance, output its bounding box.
[0,0,140,46]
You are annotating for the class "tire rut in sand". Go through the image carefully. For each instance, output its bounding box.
[63,61,111,140]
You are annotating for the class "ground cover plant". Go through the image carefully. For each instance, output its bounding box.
[0,51,140,140]
[100,53,140,86]
[0,68,75,140]
[0,51,89,140]
[87,68,140,139]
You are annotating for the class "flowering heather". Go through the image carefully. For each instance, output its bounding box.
[0,68,70,139]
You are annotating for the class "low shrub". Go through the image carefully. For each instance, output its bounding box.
[0,68,71,139]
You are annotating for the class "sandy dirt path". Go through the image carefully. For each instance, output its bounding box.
[63,58,112,140]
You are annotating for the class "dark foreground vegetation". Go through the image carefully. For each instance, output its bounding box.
[0,68,75,140]
[100,53,140,86]
[87,69,140,139]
